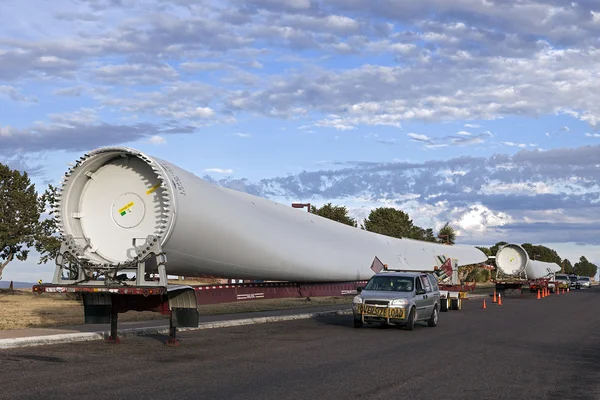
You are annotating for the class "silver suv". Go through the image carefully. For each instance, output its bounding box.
[352,271,440,330]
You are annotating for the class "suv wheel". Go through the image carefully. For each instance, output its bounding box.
[353,318,363,328]
[404,307,415,331]
[428,306,438,327]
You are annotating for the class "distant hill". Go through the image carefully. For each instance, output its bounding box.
[0,281,35,289]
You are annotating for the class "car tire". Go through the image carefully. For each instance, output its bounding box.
[353,318,363,328]
[404,307,415,331]
[428,306,438,327]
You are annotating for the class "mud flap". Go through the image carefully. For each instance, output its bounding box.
[82,293,112,324]
[171,308,199,328]
[168,286,199,328]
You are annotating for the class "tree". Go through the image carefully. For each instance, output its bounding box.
[362,207,420,240]
[309,203,357,227]
[0,163,42,279]
[412,227,438,243]
[561,259,574,274]
[437,222,456,245]
[34,184,62,265]
[574,256,598,277]
[475,246,491,257]
[520,243,561,265]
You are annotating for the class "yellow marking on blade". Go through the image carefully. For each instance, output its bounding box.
[146,182,161,195]
[118,202,134,214]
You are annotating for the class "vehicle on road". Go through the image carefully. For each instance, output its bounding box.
[553,274,571,291]
[352,271,440,330]
[577,276,591,288]
[493,244,561,295]
[568,275,581,289]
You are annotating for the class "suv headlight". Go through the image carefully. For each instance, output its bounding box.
[391,298,408,306]
[353,296,363,304]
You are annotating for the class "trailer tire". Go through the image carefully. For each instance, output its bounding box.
[450,297,462,311]
[428,306,438,327]
[404,307,415,331]
[440,298,449,312]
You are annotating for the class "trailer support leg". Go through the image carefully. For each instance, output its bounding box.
[107,306,120,344]
[165,314,180,347]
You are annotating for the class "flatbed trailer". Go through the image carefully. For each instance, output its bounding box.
[493,277,555,296]
[32,283,199,346]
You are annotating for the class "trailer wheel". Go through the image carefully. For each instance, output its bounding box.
[428,306,438,327]
[440,298,449,312]
[450,297,462,311]
[404,307,415,331]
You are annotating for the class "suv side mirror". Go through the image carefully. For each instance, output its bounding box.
[416,289,426,295]
[357,287,363,293]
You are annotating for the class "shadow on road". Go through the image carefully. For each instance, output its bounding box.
[313,314,431,331]
[1,354,66,363]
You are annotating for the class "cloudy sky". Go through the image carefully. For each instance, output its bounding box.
[2,0,600,282]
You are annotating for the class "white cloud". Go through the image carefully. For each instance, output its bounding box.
[0,85,36,102]
[148,135,166,145]
[3,0,600,139]
[192,107,216,118]
[501,141,528,148]
[452,204,513,233]
[480,181,552,195]
[203,168,234,174]
[235,132,252,138]
[407,133,431,142]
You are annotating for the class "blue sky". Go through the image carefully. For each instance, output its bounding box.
[2,0,600,282]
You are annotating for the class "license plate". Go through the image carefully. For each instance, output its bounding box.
[358,304,404,319]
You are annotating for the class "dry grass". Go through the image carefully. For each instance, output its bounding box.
[0,288,352,331]
[198,296,351,316]
[0,289,167,330]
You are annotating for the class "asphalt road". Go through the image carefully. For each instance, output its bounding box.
[1,288,600,400]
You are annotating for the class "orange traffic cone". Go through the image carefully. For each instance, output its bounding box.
[563,288,565,294]
[537,289,541,299]
[493,290,497,303]
[483,299,487,309]
[498,293,502,305]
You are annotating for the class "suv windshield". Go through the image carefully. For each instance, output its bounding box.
[580,277,590,281]
[569,276,578,282]
[364,276,415,292]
